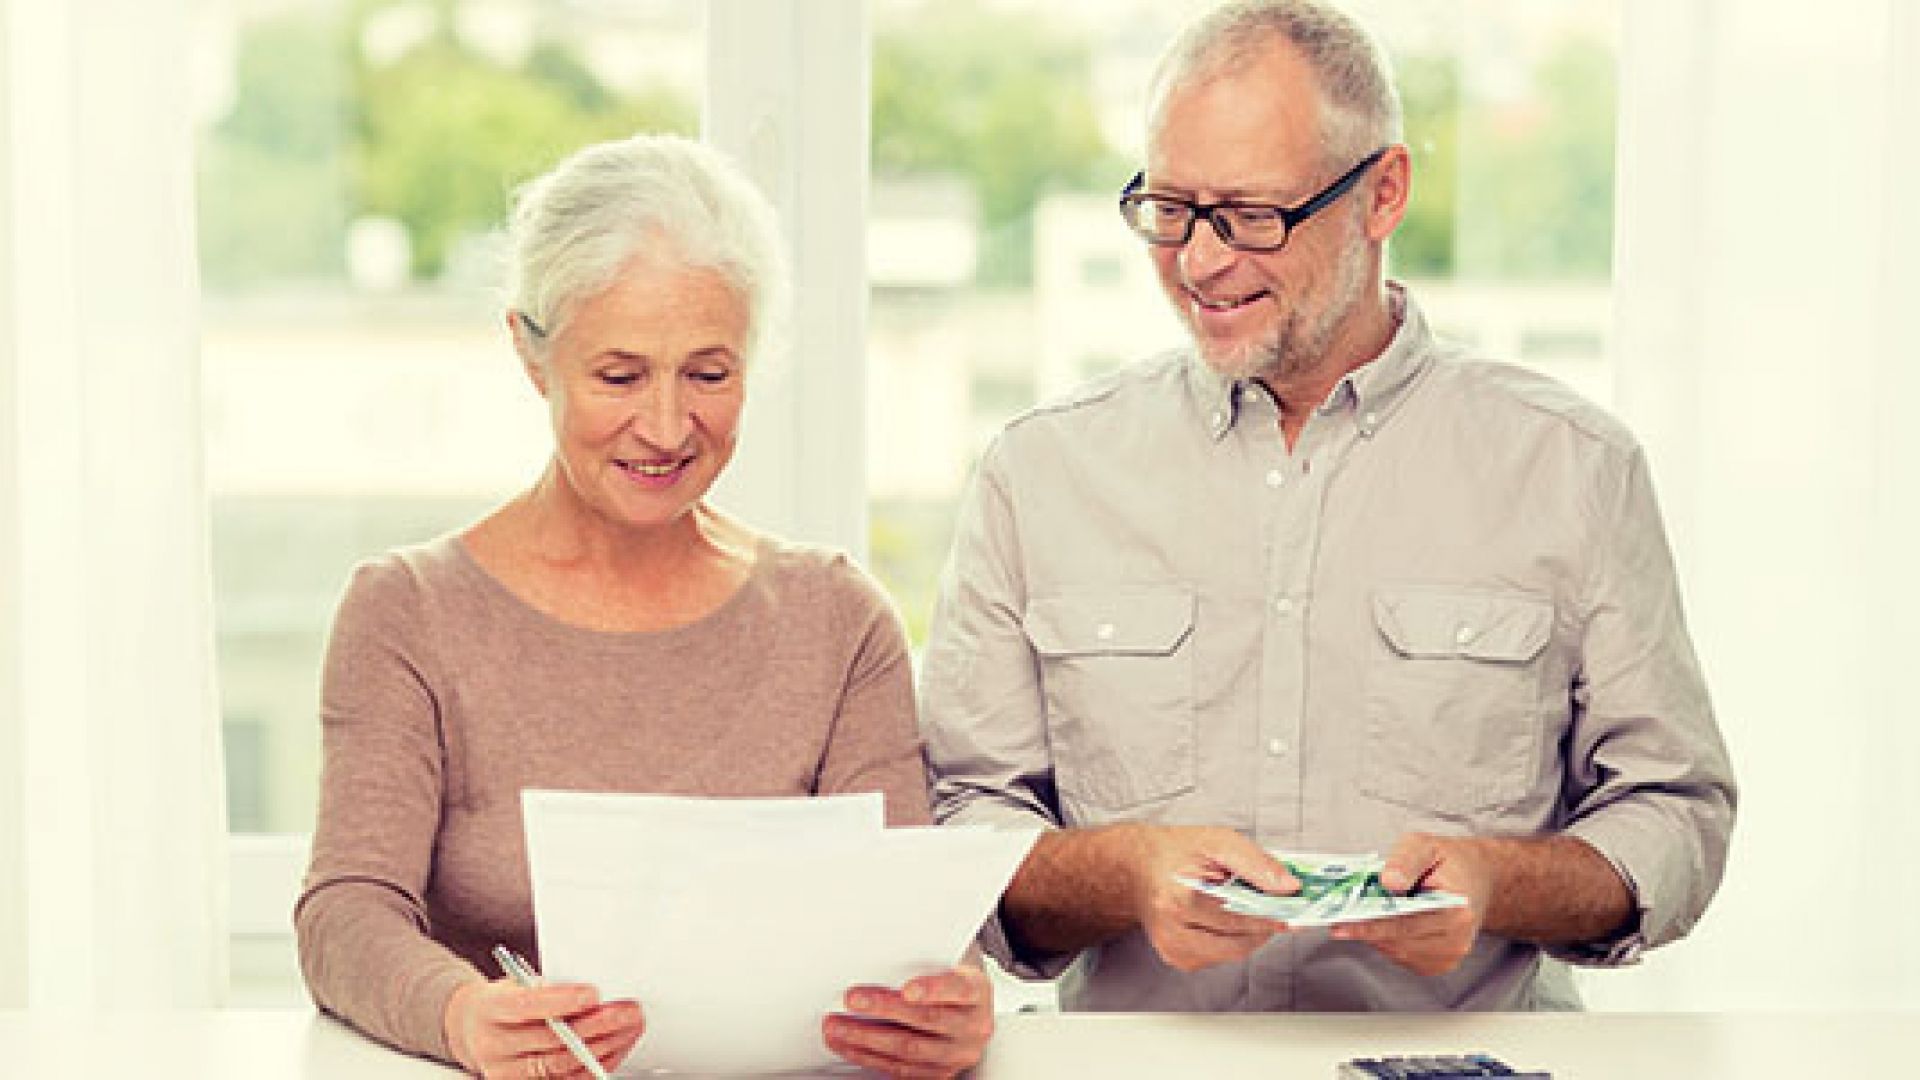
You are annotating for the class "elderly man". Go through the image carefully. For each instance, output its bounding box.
[920,0,1735,1011]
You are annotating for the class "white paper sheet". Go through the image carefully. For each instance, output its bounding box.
[522,790,1036,1076]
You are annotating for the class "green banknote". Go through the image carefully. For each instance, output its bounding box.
[1176,851,1467,927]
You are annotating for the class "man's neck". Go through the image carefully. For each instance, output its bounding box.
[1259,288,1400,449]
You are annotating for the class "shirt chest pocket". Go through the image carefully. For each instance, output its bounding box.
[1023,590,1197,816]
[1362,588,1555,816]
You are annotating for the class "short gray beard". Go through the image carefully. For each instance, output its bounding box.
[1195,241,1370,386]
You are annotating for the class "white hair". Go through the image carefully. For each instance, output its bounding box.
[506,133,788,364]
[1148,0,1403,165]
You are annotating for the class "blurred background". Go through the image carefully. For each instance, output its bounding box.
[197,0,1618,831]
[190,0,1624,1003]
[13,0,1903,1017]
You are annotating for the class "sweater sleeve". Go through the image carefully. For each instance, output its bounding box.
[812,555,935,828]
[294,556,483,1063]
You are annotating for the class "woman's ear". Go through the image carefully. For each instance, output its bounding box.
[508,311,550,397]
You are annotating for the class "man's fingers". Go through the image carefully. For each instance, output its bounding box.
[1159,928,1275,972]
[1381,833,1443,894]
[1175,883,1290,938]
[1145,873,1286,972]
[1187,905,1285,940]
[1328,904,1477,977]
[1202,842,1299,896]
[1332,908,1456,943]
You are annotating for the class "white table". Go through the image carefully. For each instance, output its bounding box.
[2,1008,1906,1078]
[980,1010,1905,1078]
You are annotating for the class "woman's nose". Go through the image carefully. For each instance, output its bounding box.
[633,381,693,449]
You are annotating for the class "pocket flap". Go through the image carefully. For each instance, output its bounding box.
[1372,588,1552,663]
[1024,590,1196,657]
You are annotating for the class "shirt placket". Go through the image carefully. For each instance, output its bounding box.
[1238,406,1303,845]
[1247,397,1364,846]
[1242,396,1359,1010]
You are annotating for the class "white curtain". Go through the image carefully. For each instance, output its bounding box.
[1591,0,1920,1009]
[0,0,227,1007]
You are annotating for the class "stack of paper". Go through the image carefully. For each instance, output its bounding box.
[522,790,1035,1076]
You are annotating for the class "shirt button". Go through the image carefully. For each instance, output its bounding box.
[1265,469,1285,488]
[1266,738,1288,757]
[1211,410,1224,428]
[1095,622,1116,641]
[1454,624,1477,646]
[1273,598,1294,616]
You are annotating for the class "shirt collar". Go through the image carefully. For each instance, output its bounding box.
[1322,282,1431,439]
[1187,281,1434,442]
[1186,356,1243,441]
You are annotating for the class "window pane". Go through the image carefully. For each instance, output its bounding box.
[197,0,704,836]
[866,0,1619,647]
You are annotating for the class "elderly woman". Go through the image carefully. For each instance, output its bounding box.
[295,134,992,1080]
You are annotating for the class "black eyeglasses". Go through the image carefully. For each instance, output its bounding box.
[1118,147,1387,252]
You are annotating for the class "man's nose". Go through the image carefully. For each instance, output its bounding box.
[1180,213,1238,283]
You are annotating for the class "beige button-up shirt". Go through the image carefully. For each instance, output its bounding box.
[920,287,1735,1011]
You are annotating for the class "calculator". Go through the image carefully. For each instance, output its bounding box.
[1337,1053,1550,1079]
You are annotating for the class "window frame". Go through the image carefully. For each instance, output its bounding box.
[223,0,874,995]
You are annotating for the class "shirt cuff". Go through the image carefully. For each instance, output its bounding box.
[937,794,1075,980]
[976,902,1079,982]
[1552,817,1661,968]
[1546,918,1647,968]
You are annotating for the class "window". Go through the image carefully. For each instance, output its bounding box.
[195,0,704,1001]
[865,0,1622,644]
[195,0,1622,1006]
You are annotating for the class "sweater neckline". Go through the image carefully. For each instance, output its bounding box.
[438,532,777,645]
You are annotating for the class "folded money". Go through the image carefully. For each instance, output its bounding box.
[1176,852,1467,927]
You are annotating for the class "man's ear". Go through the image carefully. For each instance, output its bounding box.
[508,311,549,397]
[1364,144,1412,243]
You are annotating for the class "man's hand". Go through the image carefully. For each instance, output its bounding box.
[1133,825,1299,972]
[823,964,994,1079]
[1330,832,1493,976]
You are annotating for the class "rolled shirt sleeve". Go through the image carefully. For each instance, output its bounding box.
[919,438,1074,978]
[1552,446,1737,964]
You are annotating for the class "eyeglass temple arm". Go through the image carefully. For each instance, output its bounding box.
[1281,147,1389,226]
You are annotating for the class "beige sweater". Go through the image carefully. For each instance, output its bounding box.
[294,535,933,1063]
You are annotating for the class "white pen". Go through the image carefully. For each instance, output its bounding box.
[491,944,614,1080]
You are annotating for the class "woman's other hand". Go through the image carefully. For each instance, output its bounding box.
[823,964,994,1078]
[444,978,644,1078]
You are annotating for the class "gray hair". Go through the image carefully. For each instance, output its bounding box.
[1148,0,1403,165]
[506,133,787,364]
